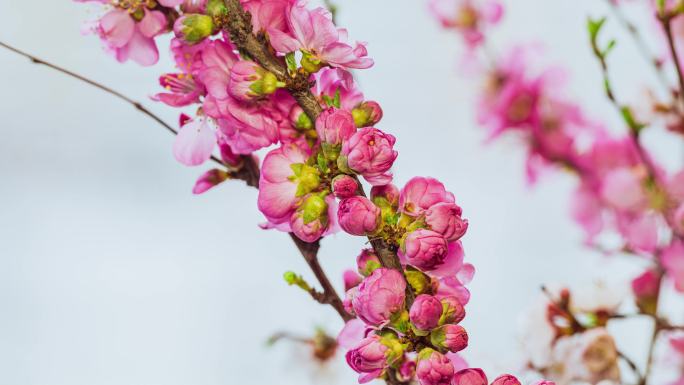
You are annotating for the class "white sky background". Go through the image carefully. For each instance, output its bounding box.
[1,0,683,384]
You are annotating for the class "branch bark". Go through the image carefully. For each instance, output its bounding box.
[220,0,414,307]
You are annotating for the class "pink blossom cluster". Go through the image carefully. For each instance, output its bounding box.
[74,1,546,384]
[431,0,684,383]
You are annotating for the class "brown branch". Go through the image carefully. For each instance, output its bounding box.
[220,0,414,307]
[618,350,644,385]
[0,39,352,321]
[639,271,664,385]
[659,11,684,110]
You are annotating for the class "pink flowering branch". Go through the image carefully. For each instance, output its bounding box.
[218,0,414,306]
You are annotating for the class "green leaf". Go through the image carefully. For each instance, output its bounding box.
[285,52,297,74]
[587,16,606,42]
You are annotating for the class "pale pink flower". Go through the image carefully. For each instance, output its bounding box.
[350,268,406,326]
[268,1,373,69]
[600,168,647,212]
[257,144,309,226]
[173,118,216,166]
[429,0,503,49]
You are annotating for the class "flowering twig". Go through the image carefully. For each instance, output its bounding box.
[0,39,351,322]
[219,0,414,306]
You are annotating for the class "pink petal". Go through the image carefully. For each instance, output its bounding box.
[99,9,135,48]
[173,119,216,166]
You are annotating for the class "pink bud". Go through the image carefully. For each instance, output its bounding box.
[338,196,381,236]
[430,324,468,353]
[398,359,416,382]
[351,268,406,326]
[218,139,243,167]
[352,101,384,127]
[425,203,468,242]
[371,183,400,207]
[344,269,363,291]
[402,229,449,271]
[290,196,329,243]
[289,105,313,130]
[410,295,443,331]
[357,249,382,277]
[341,127,398,186]
[490,375,521,385]
[400,177,455,217]
[440,296,466,324]
[192,169,228,194]
[453,368,487,385]
[346,335,388,384]
[632,269,660,314]
[228,60,281,102]
[316,108,357,145]
[332,175,359,199]
[416,349,454,385]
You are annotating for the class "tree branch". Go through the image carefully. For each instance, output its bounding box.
[220,0,414,307]
[0,39,351,321]
[659,11,684,110]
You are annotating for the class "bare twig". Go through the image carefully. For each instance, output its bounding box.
[659,11,684,110]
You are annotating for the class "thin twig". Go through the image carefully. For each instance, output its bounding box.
[659,11,684,110]
[0,39,351,321]
[605,0,671,93]
[618,350,644,385]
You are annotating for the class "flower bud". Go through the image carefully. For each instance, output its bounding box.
[410,295,443,332]
[181,0,208,13]
[425,203,468,242]
[416,348,455,385]
[430,324,468,353]
[439,296,466,325]
[316,108,356,145]
[291,163,320,197]
[371,183,400,208]
[338,196,381,236]
[357,249,382,277]
[229,60,283,102]
[397,359,416,383]
[405,267,432,295]
[205,0,227,17]
[352,101,384,127]
[332,175,359,199]
[173,14,214,44]
[453,368,487,385]
[351,268,406,326]
[402,229,449,271]
[341,127,398,186]
[192,169,228,194]
[301,194,328,224]
[631,269,660,315]
[289,105,313,131]
[344,269,363,291]
[346,333,404,383]
[490,375,521,385]
[291,195,329,242]
[400,177,455,217]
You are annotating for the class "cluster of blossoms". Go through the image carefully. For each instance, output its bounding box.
[431,0,684,384]
[75,1,556,384]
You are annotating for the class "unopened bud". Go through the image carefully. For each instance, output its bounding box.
[174,14,214,44]
[352,101,384,127]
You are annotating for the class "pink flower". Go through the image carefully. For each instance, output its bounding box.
[662,240,684,292]
[341,128,398,186]
[357,249,381,277]
[425,203,468,242]
[490,375,521,385]
[192,168,228,194]
[80,3,169,66]
[289,194,337,242]
[337,318,367,350]
[410,294,444,331]
[416,349,455,385]
[600,168,647,211]
[399,177,455,217]
[401,230,464,277]
[207,96,280,154]
[429,0,503,48]
[154,73,204,107]
[344,269,363,291]
[290,208,326,242]
[345,335,389,384]
[242,0,293,34]
[453,368,487,385]
[617,214,659,254]
[268,1,373,69]
[315,68,365,111]
[332,175,359,199]
[351,268,406,326]
[316,108,357,145]
[173,118,216,166]
[257,144,309,225]
[338,196,381,236]
[197,39,240,100]
[430,324,469,353]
